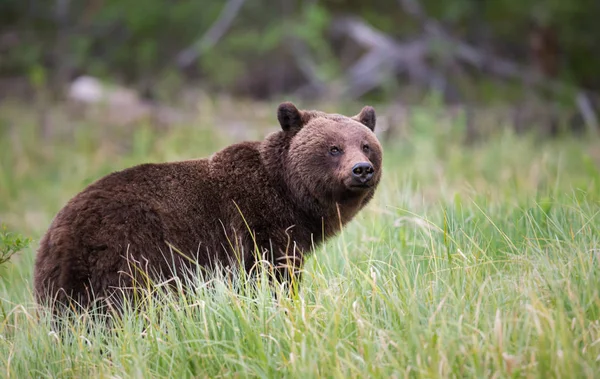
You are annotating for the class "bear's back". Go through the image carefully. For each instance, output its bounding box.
[34,158,225,308]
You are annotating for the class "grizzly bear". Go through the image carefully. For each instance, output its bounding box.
[33,102,383,312]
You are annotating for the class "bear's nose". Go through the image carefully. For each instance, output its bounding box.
[351,162,375,183]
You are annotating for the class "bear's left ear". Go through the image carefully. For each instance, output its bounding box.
[277,102,304,131]
[353,105,376,131]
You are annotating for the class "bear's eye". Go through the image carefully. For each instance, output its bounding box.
[329,146,341,156]
[362,144,370,153]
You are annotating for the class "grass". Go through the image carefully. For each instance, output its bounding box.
[0,101,599,378]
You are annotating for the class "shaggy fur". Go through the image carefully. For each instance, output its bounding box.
[33,102,383,311]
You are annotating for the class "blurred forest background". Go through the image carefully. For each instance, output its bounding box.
[1,0,600,140]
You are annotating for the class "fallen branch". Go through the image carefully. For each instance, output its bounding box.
[176,0,246,68]
[332,17,454,98]
[576,91,599,135]
[333,12,576,104]
[396,0,600,135]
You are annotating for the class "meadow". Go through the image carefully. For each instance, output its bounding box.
[0,101,599,378]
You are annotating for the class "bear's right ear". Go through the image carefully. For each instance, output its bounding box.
[277,102,304,131]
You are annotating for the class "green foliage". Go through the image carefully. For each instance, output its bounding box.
[3,0,599,97]
[292,4,340,81]
[27,64,47,89]
[0,224,30,267]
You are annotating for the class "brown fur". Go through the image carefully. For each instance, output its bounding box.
[33,102,383,311]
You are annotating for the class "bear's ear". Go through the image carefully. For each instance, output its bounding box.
[277,102,304,131]
[353,105,376,131]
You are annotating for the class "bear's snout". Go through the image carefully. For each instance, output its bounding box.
[350,162,375,186]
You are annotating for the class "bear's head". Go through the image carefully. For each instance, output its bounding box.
[276,102,383,211]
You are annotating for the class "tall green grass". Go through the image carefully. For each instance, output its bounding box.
[0,104,599,378]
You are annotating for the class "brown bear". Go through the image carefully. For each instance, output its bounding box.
[33,102,383,312]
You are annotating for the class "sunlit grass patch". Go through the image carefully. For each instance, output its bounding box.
[0,105,599,378]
